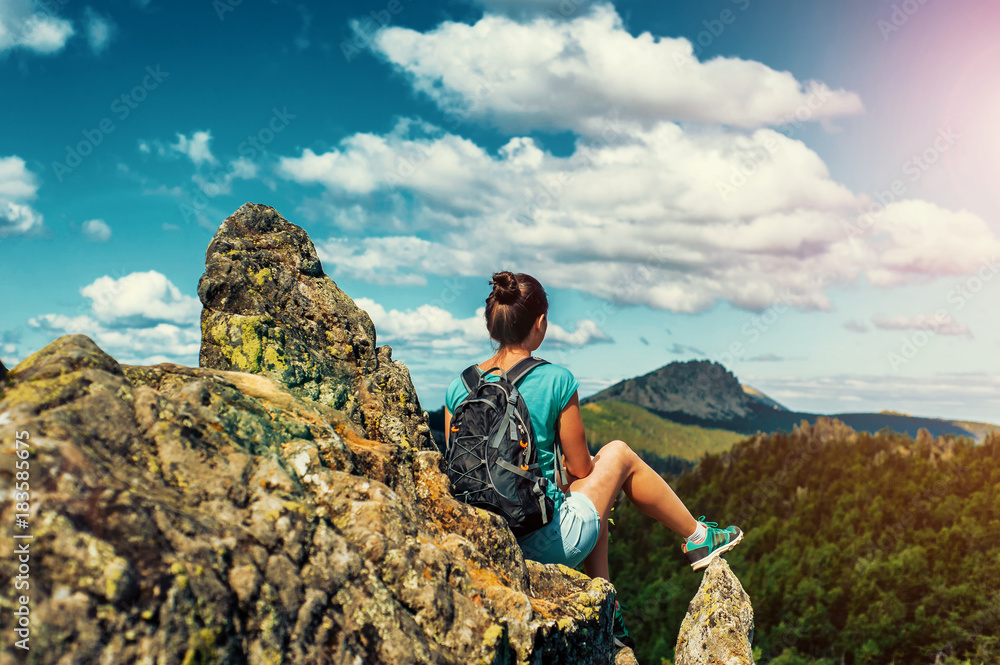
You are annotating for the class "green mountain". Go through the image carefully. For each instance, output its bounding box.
[609,418,1000,665]
[583,359,755,420]
[580,400,744,462]
[585,360,985,440]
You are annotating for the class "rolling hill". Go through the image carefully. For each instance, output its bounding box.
[580,400,744,462]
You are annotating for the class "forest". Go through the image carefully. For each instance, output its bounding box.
[607,419,1000,665]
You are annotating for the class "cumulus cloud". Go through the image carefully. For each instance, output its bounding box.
[370,5,863,133]
[27,271,202,365]
[844,319,868,333]
[83,6,113,53]
[192,157,258,196]
[171,131,216,167]
[0,155,44,236]
[29,314,200,365]
[277,4,999,316]
[861,201,1000,286]
[873,314,972,338]
[0,0,74,55]
[81,218,111,242]
[356,297,609,354]
[280,116,967,313]
[79,271,200,327]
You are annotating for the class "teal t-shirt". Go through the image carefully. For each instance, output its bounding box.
[445,361,579,513]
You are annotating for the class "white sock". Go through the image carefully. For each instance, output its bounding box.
[686,521,707,545]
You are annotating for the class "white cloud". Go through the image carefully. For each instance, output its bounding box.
[873,314,972,338]
[0,0,74,55]
[862,201,1000,286]
[81,218,111,242]
[280,118,967,313]
[83,6,113,53]
[370,5,863,133]
[26,271,202,365]
[138,141,150,153]
[356,297,609,355]
[751,372,1000,422]
[192,157,258,196]
[277,6,999,316]
[0,155,44,236]
[171,131,216,167]
[79,271,200,327]
[546,318,611,346]
[29,314,200,365]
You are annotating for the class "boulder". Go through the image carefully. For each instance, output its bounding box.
[198,202,431,450]
[674,559,755,665]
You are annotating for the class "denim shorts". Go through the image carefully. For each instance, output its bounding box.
[517,492,601,569]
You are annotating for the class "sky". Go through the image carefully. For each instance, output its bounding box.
[1,0,999,423]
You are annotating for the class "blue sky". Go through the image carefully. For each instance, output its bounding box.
[2,0,999,422]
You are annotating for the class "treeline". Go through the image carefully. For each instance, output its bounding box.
[608,419,1000,665]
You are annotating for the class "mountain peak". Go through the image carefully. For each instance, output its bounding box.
[583,359,754,421]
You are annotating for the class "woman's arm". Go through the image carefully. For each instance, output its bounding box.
[443,408,451,441]
[557,392,594,481]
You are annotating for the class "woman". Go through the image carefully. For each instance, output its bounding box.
[442,271,743,649]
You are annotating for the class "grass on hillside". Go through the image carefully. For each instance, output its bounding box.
[581,400,745,462]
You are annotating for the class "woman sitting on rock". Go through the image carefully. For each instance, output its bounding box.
[442,271,743,649]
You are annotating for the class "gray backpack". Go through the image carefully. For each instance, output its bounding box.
[445,357,568,538]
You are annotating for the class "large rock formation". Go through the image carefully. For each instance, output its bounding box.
[198,203,430,450]
[0,204,621,664]
[674,559,755,665]
[0,203,755,664]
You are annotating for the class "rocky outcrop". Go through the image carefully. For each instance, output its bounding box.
[674,559,754,665]
[0,203,632,665]
[0,358,7,382]
[582,360,754,421]
[198,203,431,450]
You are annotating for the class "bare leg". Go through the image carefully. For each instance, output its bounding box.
[583,510,610,580]
[569,440,698,541]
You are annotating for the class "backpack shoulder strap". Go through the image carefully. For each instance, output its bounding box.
[460,364,481,394]
[507,357,549,386]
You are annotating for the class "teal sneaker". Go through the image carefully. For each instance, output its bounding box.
[612,600,636,650]
[681,516,743,571]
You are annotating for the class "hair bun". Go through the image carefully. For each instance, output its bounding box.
[490,271,520,305]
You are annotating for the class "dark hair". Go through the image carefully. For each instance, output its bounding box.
[485,271,548,346]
